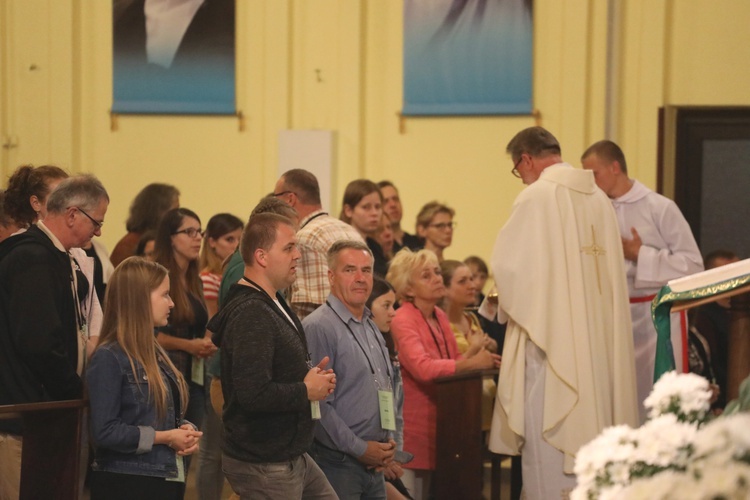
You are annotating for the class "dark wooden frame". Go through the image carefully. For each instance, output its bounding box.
[664,106,750,246]
[0,399,86,500]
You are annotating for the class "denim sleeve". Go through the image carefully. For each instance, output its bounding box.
[87,349,154,454]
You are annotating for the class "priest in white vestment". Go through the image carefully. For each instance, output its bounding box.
[582,140,703,422]
[484,127,639,500]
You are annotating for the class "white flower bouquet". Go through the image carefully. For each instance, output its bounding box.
[572,371,750,500]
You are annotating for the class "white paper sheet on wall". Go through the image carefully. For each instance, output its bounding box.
[278,130,336,212]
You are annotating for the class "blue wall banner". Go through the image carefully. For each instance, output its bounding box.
[403,0,533,116]
[112,0,236,115]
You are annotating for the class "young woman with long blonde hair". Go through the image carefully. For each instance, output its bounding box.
[87,257,202,499]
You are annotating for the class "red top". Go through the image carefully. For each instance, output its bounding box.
[391,302,459,470]
[110,231,141,267]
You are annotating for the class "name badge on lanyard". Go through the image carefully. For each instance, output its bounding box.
[325,301,395,430]
[191,357,204,386]
[378,389,395,431]
[311,400,321,420]
[307,359,322,420]
[166,455,186,483]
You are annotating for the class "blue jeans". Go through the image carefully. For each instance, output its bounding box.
[222,452,337,500]
[310,441,386,500]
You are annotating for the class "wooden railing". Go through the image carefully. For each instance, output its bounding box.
[0,399,86,500]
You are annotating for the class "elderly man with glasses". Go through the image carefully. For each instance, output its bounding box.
[0,174,109,499]
[481,127,639,500]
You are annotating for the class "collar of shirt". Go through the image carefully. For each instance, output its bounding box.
[613,179,649,205]
[144,0,204,68]
[36,221,67,253]
[326,294,374,327]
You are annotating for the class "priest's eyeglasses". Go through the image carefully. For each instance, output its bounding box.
[511,156,523,178]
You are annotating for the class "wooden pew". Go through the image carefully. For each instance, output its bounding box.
[0,399,86,500]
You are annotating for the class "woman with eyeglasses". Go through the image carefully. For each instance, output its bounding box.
[415,202,455,262]
[87,257,202,499]
[154,208,216,449]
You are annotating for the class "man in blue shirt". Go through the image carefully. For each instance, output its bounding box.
[303,240,397,499]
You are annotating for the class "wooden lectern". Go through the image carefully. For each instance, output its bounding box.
[434,369,520,500]
[0,399,86,499]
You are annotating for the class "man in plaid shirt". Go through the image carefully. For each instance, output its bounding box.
[273,169,364,319]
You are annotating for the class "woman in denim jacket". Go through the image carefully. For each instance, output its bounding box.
[87,257,202,499]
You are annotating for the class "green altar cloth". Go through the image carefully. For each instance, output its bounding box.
[652,273,750,382]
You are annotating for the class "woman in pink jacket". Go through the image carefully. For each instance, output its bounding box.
[387,249,500,500]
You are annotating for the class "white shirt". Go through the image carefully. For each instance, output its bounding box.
[144,0,204,68]
[611,180,703,296]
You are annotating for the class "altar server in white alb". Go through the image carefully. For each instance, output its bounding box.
[484,127,639,500]
[582,140,703,422]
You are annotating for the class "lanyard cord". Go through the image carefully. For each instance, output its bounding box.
[69,255,86,329]
[242,276,311,363]
[301,211,328,229]
[325,301,391,380]
[69,255,88,376]
[421,309,450,360]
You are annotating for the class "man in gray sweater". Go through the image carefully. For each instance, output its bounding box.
[208,212,338,499]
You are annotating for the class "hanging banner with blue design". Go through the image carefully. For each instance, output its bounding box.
[112,0,235,114]
[403,0,533,116]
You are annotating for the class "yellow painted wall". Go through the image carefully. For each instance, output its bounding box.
[666,0,750,106]
[2,0,750,267]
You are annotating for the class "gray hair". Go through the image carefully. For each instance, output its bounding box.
[46,174,109,214]
[506,126,561,162]
[327,240,373,270]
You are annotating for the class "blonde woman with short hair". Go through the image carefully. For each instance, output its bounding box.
[387,249,500,500]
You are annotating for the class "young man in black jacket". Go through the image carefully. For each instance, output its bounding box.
[208,212,337,499]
